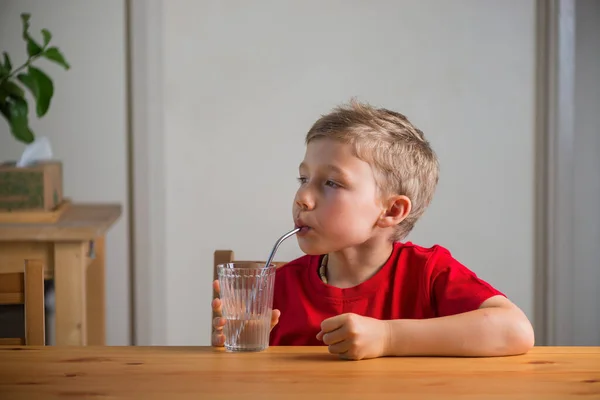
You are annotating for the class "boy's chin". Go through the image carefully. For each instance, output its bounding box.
[297,239,328,256]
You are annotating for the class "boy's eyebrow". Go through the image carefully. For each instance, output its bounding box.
[324,164,349,177]
[299,162,351,178]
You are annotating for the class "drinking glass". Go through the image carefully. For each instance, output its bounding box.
[216,262,276,352]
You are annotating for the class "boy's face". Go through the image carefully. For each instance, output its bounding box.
[293,138,386,255]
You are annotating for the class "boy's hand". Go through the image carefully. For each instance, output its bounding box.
[316,313,391,360]
[211,280,281,347]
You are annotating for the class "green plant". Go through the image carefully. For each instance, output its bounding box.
[0,13,70,145]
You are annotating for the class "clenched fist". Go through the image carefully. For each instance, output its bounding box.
[316,313,391,360]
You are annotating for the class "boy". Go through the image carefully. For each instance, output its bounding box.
[211,100,534,360]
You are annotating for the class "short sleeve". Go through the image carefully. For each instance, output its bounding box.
[431,251,505,317]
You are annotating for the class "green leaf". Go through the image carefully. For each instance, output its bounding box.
[26,37,43,58]
[0,95,35,144]
[21,13,42,57]
[0,52,11,78]
[3,52,12,72]
[41,29,52,46]
[17,66,54,118]
[1,81,26,99]
[21,13,31,39]
[43,47,70,70]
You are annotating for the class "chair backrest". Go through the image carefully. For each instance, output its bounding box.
[0,260,45,346]
[212,250,287,323]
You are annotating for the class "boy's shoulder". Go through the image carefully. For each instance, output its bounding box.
[394,240,451,257]
[386,241,466,282]
[394,241,457,270]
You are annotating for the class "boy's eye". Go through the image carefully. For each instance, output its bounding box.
[297,177,342,188]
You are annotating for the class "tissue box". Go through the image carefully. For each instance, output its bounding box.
[0,161,63,212]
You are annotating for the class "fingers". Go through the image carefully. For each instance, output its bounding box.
[270,309,281,330]
[327,340,351,355]
[319,314,346,335]
[212,314,226,347]
[319,324,349,346]
[212,279,220,294]
[213,315,226,330]
[211,297,222,317]
[212,280,222,316]
[212,281,225,347]
[212,331,225,347]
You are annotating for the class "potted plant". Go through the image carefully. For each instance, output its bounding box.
[0,12,69,144]
[0,13,70,213]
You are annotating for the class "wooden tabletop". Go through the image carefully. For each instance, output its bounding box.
[0,346,598,399]
[0,204,122,241]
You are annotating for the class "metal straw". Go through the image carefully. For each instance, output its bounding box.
[233,227,300,345]
[251,227,300,298]
[264,227,300,269]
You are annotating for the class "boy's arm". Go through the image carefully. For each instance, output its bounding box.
[318,251,534,360]
[317,295,534,360]
[385,295,534,357]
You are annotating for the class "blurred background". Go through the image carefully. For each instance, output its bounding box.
[0,0,598,347]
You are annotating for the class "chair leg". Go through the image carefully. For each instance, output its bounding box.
[24,260,45,346]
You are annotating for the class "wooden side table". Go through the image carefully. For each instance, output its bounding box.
[0,204,121,346]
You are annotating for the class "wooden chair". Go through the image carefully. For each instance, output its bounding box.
[0,260,45,346]
[212,250,287,323]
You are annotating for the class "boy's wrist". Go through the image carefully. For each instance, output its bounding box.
[383,319,406,357]
[384,319,419,357]
[382,319,394,357]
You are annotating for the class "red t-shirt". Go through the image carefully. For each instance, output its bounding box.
[270,241,504,346]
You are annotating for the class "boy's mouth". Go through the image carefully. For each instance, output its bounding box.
[295,219,311,235]
[296,226,311,236]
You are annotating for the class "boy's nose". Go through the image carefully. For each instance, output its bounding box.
[295,187,315,210]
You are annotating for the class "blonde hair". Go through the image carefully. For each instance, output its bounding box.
[305,99,439,241]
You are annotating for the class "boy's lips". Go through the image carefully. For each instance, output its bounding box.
[295,218,312,235]
[296,226,311,236]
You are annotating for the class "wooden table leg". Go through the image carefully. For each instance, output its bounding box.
[86,236,106,345]
[54,241,87,346]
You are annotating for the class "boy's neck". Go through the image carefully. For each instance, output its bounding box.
[326,237,394,289]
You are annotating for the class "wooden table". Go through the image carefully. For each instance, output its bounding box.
[0,204,121,346]
[0,346,598,399]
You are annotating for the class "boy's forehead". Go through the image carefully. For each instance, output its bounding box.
[301,140,347,166]
[303,138,353,159]
[300,140,374,176]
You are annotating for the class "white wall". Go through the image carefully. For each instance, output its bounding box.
[0,0,131,345]
[159,0,536,345]
[573,0,600,345]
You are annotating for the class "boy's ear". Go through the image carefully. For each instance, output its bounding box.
[377,195,411,228]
